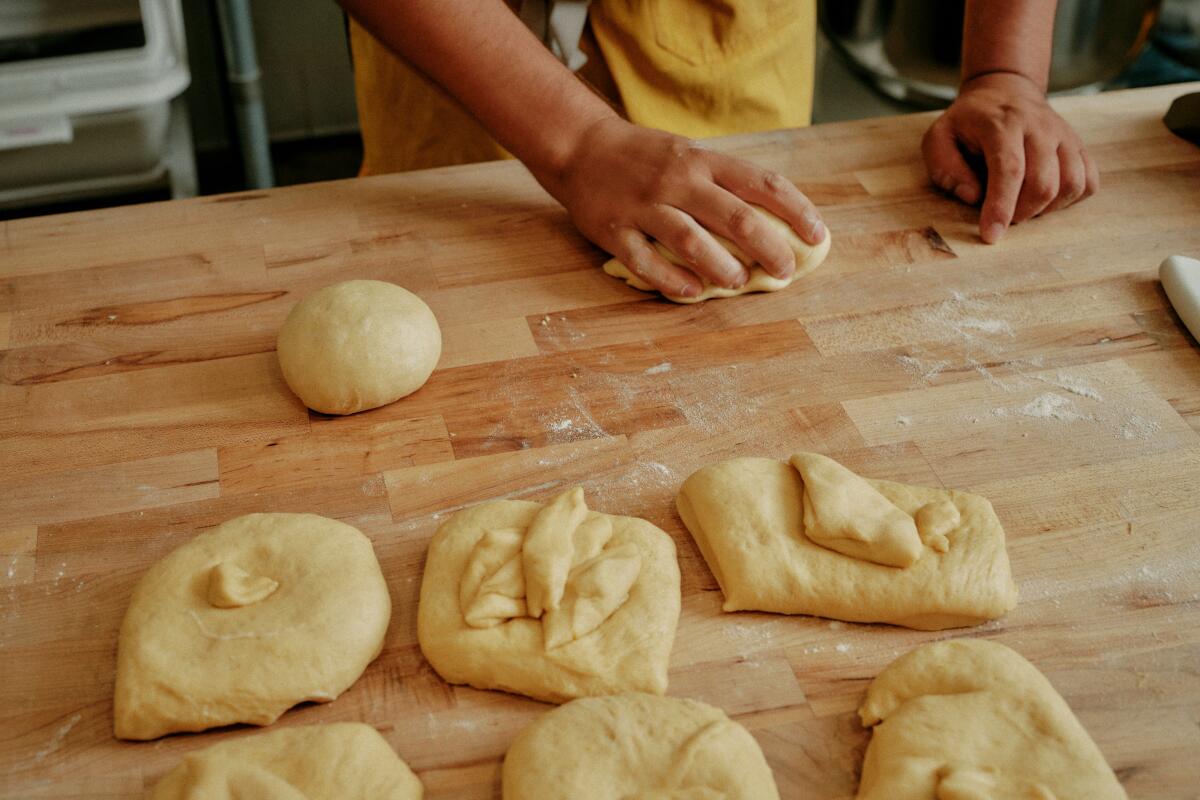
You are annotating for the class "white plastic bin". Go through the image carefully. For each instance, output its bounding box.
[0,0,192,208]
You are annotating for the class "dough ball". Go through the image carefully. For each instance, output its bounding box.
[857,640,1125,799]
[502,693,779,799]
[676,453,1018,629]
[602,205,832,303]
[114,513,392,740]
[417,489,681,703]
[148,723,423,799]
[277,279,441,414]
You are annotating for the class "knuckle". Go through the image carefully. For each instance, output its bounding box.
[673,231,706,264]
[1028,177,1056,202]
[1059,177,1084,201]
[997,159,1024,181]
[759,170,790,194]
[728,205,759,239]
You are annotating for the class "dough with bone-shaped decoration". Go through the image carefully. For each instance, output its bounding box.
[857,639,1126,799]
[602,205,831,303]
[502,693,779,799]
[148,723,423,800]
[418,488,680,703]
[676,452,1017,629]
[114,513,391,740]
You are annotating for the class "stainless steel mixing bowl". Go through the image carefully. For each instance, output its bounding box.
[820,0,1163,107]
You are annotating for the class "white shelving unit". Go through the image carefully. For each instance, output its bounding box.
[0,0,195,209]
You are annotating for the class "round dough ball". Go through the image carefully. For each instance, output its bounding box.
[149,723,423,800]
[502,693,779,799]
[277,279,441,414]
[114,513,392,740]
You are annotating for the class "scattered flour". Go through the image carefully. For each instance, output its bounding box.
[835,642,851,654]
[898,354,949,382]
[895,415,912,427]
[1119,415,1162,441]
[1015,393,1090,422]
[959,318,1014,336]
[32,713,81,762]
[644,362,672,375]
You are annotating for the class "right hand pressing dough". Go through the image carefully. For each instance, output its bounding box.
[148,723,423,799]
[418,488,680,703]
[602,205,832,303]
[676,452,1018,629]
[502,693,779,799]
[857,639,1126,799]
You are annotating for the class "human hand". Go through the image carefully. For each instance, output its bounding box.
[537,117,827,299]
[922,72,1099,244]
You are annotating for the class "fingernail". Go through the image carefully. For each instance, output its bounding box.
[679,282,701,298]
[955,184,979,204]
[983,222,1004,243]
[810,220,827,243]
[730,268,749,289]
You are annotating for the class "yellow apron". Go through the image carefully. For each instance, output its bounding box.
[350,0,817,175]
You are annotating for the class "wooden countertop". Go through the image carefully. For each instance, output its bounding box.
[3,82,1200,798]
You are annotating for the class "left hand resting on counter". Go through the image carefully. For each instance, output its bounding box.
[921,71,1100,244]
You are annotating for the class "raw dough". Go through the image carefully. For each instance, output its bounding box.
[277,279,441,414]
[602,205,832,303]
[114,513,391,740]
[857,639,1127,799]
[676,453,1018,629]
[502,693,779,799]
[148,722,423,799]
[418,488,680,703]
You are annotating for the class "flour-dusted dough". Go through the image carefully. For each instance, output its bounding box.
[114,513,391,740]
[676,453,1018,629]
[148,723,423,800]
[502,693,779,799]
[602,205,832,303]
[857,640,1127,799]
[277,279,441,414]
[418,488,680,703]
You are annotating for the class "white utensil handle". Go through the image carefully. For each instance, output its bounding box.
[1161,255,1200,343]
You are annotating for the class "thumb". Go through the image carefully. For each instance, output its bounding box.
[922,119,982,205]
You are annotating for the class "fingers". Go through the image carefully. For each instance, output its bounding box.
[1012,135,1060,223]
[708,156,827,246]
[979,126,1025,244]
[609,227,703,299]
[639,205,747,288]
[1043,144,1087,215]
[1082,146,1100,200]
[682,184,800,279]
[921,118,983,205]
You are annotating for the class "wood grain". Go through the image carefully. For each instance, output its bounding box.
[2,83,1199,799]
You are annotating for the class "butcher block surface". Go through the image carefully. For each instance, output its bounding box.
[3,82,1200,798]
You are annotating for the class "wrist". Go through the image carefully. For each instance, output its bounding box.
[520,102,619,201]
[960,69,1047,96]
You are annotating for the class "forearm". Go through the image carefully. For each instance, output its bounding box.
[340,0,615,186]
[961,0,1057,90]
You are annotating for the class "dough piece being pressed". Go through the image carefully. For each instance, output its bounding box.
[502,693,779,800]
[114,513,391,740]
[418,488,680,703]
[277,279,441,414]
[857,639,1127,799]
[148,723,423,800]
[676,453,1017,630]
[602,205,832,303]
